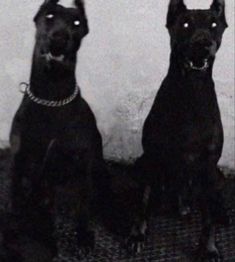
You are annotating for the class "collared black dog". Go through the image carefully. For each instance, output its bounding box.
[128,0,228,260]
[3,0,110,259]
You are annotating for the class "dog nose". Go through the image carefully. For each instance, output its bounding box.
[50,30,69,54]
[51,31,69,42]
[51,30,69,45]
[191,31,213,50]
[195,38,213,49]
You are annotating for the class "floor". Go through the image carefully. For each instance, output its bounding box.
[0,149,234,262]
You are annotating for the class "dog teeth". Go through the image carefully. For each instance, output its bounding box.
[44,52,65,62]
[189,59,209,71]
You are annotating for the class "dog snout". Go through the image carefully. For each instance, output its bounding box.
[190,37,214,60]
[49,30,69,53]
[191,37,213,51]
[191,31,213,51]
[52,30,69,43]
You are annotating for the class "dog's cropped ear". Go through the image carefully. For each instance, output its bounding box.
[211,0,225,15]
[43,0,59,5]
[74,0,84,6]
[166,0,187,28]
[210,0,228,27]
[74,0,85,14]
[74,0,89,37]
[34,0,59,22]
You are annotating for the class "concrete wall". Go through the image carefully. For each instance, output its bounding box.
[0,0,234,168]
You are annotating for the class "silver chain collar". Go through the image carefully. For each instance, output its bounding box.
[20,83,79,107]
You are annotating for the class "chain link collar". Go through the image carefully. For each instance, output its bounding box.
[19,82,79,107]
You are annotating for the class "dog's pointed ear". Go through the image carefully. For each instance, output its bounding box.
[74,0,89,37]
[43,0,59,5]
[166,0,187,28]
[74,0,85,11]
[211,0,225,15]
[74,0,84,6]
[34,0,59,22]
[210,0,228,27]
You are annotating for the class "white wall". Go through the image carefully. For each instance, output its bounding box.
[0,0,234,168]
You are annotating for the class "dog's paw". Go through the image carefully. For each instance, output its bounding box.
[178,196,191,217]
[126,232,145,254]
[179,205,191,217]
[196,244,223,262]
[76,230,95,258]
[44,237,58,259]
[215,208,232,226]
[125,221,147,254]
[0,247,24,262]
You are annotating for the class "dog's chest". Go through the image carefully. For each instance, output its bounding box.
[172,80,223,152]
[151,77,223,157]
[23,104,80,141]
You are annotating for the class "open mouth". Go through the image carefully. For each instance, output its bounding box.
[42,52,65,62]
[187,59,209,71]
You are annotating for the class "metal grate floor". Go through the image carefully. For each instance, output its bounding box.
[53,211,235,262]
[0,149,235,262]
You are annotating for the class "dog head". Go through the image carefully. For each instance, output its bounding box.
[34,0,89,63]
[166,0,228,71]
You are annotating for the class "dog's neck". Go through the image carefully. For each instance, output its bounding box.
[167,50,215,81]
[29,48,78,101]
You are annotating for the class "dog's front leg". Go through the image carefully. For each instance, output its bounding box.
[126,184,151,254]
[198,166,227,261]
[3,148,57,260]
[10,151,41,214]
[199,199,222,262]
[75,198,95,257]
[73,159,94,256]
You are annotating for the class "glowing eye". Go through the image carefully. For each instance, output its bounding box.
[46,14,54,19]
[74,20,80,26]
[211,22,217,28]
[183,22,189,28]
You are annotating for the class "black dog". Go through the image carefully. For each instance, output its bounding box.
[128,0,228,260]
[3,0,110,259]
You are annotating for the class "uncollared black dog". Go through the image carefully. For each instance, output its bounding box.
[3,0,110,259]
[128,0,228,260]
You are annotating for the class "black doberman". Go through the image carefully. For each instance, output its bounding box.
[128,0,228,260]
[3,0,110,259]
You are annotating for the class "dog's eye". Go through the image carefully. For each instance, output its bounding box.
[46,13,54,20]
[183,22,189,29]
[211,22,217,28]
[74,20,80,26]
